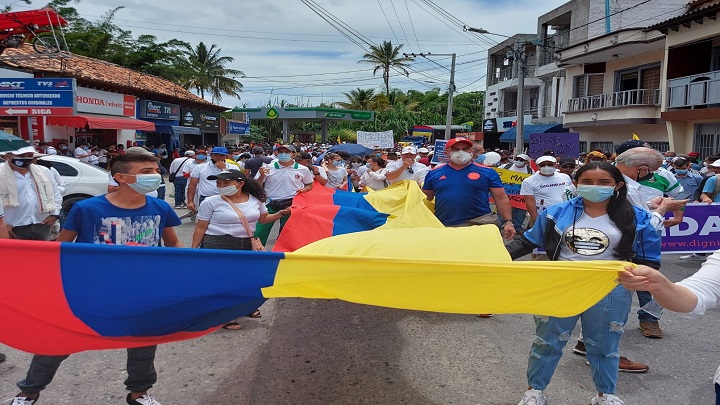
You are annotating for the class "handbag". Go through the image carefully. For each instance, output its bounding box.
[168,157,190,182]
[221,195,266,251]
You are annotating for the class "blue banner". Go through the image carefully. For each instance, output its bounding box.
[0,78,76,116]
[528,132,580,160]
[228,121,250,135]
[140,99,180,120]
[430,140,447,165]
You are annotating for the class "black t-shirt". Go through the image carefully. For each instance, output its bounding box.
[245,155,273,177]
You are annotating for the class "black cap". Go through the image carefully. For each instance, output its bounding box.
[240,152,252,159]
[207,170,246,182]
[615,140,647,155]
[295,151,312,160]
[558,157,576,166]
[252,146,264,154]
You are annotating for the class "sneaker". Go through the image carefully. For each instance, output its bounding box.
[590,393,624,405]
[572,340,586,356]
[679,253,707,261]
[618,356,649,373]
[174,204,183,209]
[638,321,664,338]
[518,389,547,405]
[7,394,38,405]
[127,393,162,405]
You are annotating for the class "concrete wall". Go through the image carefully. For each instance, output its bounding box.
[587,0,687,39]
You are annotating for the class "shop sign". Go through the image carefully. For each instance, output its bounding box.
[350,111,372,120]
[140,99,180,120]
[76,87,135,117]
[227,121,250,135]
[0,78,76,116]
[325,112,345,118]
[181,108,221,130]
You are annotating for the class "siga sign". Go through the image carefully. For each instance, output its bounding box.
[0,78,76,116]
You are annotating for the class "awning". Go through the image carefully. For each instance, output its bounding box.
[154,125,201,135]
[499,123,567,143]
[47,114,155,131]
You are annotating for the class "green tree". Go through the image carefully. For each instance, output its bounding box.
[357,41,413,98]
[452,91,485,130]
[335,88,381,110]
[180,42,244,104]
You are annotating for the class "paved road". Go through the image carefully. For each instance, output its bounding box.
[1,200,718,404]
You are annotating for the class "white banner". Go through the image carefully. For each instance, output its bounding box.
[356,130,394,149]
[76,87,136,117]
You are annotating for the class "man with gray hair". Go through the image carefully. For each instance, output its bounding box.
[614,144,688,339]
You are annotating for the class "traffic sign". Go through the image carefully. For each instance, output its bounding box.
[0,78,77,116]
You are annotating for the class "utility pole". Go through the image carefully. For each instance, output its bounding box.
[404,52,457,140]
[445,53,456,140]
[515,42,525,155]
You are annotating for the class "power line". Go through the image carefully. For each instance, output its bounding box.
[404,0,422,51]
[390,0,413,53]
[377,0,403,49]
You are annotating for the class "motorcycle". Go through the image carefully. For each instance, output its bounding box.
[0,8,68,56]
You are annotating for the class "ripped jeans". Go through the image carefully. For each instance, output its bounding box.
[527,285,631,394]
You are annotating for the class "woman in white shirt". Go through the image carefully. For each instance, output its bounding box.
[323,153,348,190]
[359,156,388,191]
[191,170,289,329]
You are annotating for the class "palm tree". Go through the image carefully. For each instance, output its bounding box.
[180,42,244,104]
[335,88,380,110]
[357,41,414,98]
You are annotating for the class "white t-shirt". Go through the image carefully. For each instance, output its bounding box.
[197,194,268,238]
[385,160,429,184]
[558,213,621,261]
[325,167,348,189]
[74,147,90,163]
[190,162,240,198]
[520,173,574,212]
[360,168,388,190]
[502,163,535,174]
[255,162,313,200]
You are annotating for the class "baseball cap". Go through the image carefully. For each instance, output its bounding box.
[207,171,247,181]
[515,153,530,161]
[184,150,195,157]
[417,147,429,153]
[278,144,296,152]
[252,146,264,154]
[444,137,473,149]
[709,159,720,168]
[688,151,701,158]
[240,152,252,159]
[401,145,418,155]
[295,151,312,160]
[615,140,647,155]
[536,156,557,164]
[210,146,229,155]
[558,157,576,166]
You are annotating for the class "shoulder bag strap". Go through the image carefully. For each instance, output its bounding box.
[221,195,253,236]
[173,158,191,176]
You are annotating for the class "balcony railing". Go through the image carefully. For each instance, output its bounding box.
[668,70,720,108]
[566,89,661,112]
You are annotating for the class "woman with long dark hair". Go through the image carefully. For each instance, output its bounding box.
[191,171,289,329]
[359,156,388,190]
[507,162,661,405]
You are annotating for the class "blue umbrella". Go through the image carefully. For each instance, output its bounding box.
[327,143,373,157]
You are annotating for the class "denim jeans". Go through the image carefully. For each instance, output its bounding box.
[527,285,631,394]
[636,290,659,322]
[254,203,289,245]
[511,207,527,233]
[17,346,158,394]
[173,176,188,206]
[156,184,166,201]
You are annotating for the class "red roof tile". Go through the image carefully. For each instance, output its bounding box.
[0,46,227,112]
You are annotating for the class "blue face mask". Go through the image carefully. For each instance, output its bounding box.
[475,155,486,164]
[277,153,292,163]
[126,173,162,194]
[196,154,207,161]
[576,185,615,203]
[675,169,688,176]
[333,160,344,167]
[366,162,372,168]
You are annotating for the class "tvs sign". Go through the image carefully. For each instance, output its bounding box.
[76,87,135,117]
[141,99,180,120]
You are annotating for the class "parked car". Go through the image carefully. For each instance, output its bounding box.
[38,155,108,215]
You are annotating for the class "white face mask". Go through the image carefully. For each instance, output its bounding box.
[449,150,472,165]
[514,160,526,167]
[539,166,556,175]
[218,184,240,196]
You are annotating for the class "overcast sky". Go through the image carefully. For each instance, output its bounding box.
[25,0,569,107]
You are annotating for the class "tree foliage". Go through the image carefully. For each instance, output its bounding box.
[357,41,414,98]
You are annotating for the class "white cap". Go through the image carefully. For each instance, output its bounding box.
[536,156,557,164]
[515,153,530,161]
[709,159,720,168]
[184,150,196,157]
[1,146,45,157]
[417,147,429,153]
[401,146,418,155]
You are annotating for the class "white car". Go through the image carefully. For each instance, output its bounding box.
[38,155,108,215]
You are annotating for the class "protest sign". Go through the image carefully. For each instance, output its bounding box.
[357,130,394,149]
[430,139,448,165]
[662,203,720,253]
[528,133,580,160]
[492,168,531,210]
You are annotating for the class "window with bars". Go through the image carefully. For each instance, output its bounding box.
[590,142,613,154]
[574,74,604,98]
[579,141,587,153]
[646,142,670,153]
[695,124,720,158]
[616,64,661,91]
